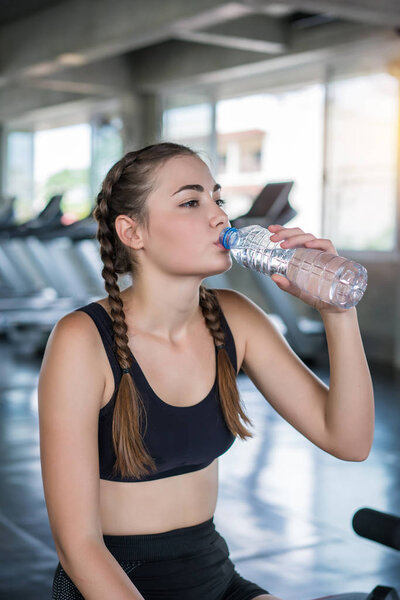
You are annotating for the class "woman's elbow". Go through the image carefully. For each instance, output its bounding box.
[338,446,372,462]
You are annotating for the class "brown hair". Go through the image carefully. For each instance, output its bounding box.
[93,142,254,479]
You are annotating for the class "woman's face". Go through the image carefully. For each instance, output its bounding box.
[140,154,232,278]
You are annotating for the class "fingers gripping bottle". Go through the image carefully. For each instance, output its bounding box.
[219,225,368,309]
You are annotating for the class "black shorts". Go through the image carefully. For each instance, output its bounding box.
[52,516,271,599]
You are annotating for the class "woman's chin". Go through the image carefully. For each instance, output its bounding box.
[204,263,232,278]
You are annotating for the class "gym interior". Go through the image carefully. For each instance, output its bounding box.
[0,1,399,598]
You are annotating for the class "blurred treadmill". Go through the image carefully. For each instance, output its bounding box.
[0,197,104,355]
[0,195,17,226]
[0,194,66,299]
[205,181,325,361]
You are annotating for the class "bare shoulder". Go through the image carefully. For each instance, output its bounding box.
[212,287,251,314]
[212,287,263,328]
[212,287,283,365]
[40,310,108,397]
[57,309,105,353]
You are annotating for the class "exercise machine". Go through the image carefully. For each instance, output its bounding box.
[309,508,399,600]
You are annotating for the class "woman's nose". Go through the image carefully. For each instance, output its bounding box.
[211,212,229,228]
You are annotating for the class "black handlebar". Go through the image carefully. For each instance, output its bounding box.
[353,508,400,551]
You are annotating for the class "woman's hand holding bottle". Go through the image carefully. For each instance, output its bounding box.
[266,224,348,315]
[219,223,367,312]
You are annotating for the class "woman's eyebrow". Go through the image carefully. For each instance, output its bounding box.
[172,183,221,196]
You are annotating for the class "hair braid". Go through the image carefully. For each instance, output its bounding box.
[93,151,156,478]
[93,153,138,372]
[199,285,254,440]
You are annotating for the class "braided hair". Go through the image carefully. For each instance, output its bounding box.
[93,142,254,479]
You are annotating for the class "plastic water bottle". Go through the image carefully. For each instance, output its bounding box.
[219,225,368,309]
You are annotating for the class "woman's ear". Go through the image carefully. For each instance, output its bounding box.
[115,215,144,250]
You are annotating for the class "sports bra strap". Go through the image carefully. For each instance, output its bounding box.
[74,303,122,390]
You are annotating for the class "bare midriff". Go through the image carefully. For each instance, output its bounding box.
[94,289,244,536]
[99,460,219,535]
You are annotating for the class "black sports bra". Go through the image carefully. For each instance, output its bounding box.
[74,301,238,482]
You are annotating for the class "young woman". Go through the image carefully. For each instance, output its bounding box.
[39,142,374,600]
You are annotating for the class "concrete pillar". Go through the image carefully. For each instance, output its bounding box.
[4,129,34,220]
[89,113,124,201]
[120,92,163,152]
[394,89,400,373]
[209,94,218,173]
[0,124,5,199]
[321,64,334,238]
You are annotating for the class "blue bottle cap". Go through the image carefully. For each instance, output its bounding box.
[219,227,239,249]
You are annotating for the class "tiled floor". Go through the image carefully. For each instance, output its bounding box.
[0,341,399,600]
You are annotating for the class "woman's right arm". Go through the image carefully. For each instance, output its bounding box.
[38,311,145,600]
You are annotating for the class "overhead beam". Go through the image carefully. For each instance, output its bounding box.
[1,3,396,120]
[30,19,394,98]
[0,42,267,120]
[128,21,392,91]
[25,56,136,96]
[2,19,395,120]
[0,86,90,121]
[175,14,289,54]
[128,41,270,90]
[0,0,252,87]
[252,0,400,28]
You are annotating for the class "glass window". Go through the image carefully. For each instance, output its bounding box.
[5,118,123,225]
[216,88,324,230]
[91,115,123,200]
[162,97,214,169]
[4,130,34,223]
[325,71,398,251]
[161,70,398,253]
[217,149,227,174]
[34,123,91,223]
[240,138,263,172]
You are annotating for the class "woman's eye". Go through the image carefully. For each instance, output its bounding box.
[181,199,226,207]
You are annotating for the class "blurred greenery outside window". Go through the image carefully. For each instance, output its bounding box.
[4,117,123,225]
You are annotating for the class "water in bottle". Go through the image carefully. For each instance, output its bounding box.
[219,225,368,309]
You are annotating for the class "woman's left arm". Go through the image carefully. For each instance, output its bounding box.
[319,307,374,461]
[267,224,375,461]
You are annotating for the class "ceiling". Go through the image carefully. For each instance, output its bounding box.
[0,0,65,26]
[1,0,400,123]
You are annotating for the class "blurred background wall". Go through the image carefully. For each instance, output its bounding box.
[0,0,399,372]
